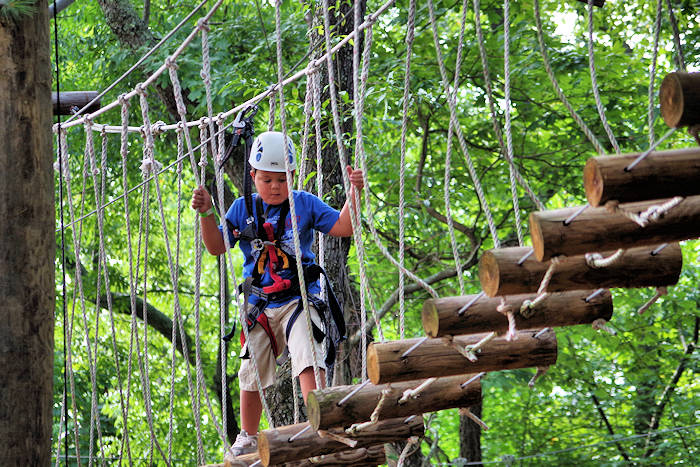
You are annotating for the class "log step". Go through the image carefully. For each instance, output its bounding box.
[422,289,612,338]
[367,329,557,385]
[478,245,681,297]
[583,148,700,207]
[529,196,700,261]
[258,417,424,466]
[307,374,481,431]
[223,446,386,467]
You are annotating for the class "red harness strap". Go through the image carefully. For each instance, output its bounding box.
[240,306,280,358]
[261,222,291,294]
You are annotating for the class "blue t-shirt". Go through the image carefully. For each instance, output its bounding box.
[221,191,340,306]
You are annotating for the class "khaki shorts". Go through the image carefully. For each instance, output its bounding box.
[238,299,326,392]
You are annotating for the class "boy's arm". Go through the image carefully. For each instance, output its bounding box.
[328,166,364,237]
[192,185,227,255]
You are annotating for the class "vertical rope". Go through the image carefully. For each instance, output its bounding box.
[275,0,322,389]
[587,0,620,155]
[200,19,218,165]
[444,0,468,294]
[664,0,686,71]
[398,0,416,337]
[473,0,545,211]
[533,0,606,155]
[427,0,500,248]
[648,0,663,146]
[503,0,524,245]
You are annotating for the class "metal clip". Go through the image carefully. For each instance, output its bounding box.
[251,239,264,251]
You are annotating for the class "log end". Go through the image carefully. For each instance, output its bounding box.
[307,391,321,431]
[478,250,501,297]
[421,301,440,337]
[529,212,548,262]
[367,344,381,385]
[258,431,271,467]
[583,158,605,207]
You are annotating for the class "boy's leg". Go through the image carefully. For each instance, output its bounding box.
[240,389,263,434]
[298,366,326,403]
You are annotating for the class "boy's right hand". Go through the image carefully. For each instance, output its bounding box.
[191,186,213,213]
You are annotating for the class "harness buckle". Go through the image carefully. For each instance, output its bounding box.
[251,238,264,251]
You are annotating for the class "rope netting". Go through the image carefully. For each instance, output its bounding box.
[51,0,692,463]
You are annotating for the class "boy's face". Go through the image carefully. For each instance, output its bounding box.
[250,169,292,205]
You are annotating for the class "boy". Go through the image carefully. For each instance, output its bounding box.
[190,131,363,456]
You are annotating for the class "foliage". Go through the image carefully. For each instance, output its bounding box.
[51,0,699,465]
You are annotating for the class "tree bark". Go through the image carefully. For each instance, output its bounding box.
[0,5,54,465]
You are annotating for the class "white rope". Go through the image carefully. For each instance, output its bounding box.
[503,0,525,245]
[427,0,500,248]
[648,0,663,146]
[200,20,218,164]
[585,248,625,268]
[276,0,322,389]
[444,0,467,295]
[606,196,684,227]
[473,0,545,211]
[520,258,559,318]
[533,0,606,155]
[587,0,620,155]
[398,0,416,337]
[399,378,437,405]
[213,118,275,427]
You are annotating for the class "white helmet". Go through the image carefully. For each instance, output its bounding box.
[249,131,296,172]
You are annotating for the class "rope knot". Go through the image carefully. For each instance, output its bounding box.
[135,83,148,96]
[165,57,178,70]
[176,121,185,133]
[197,18,210,32]
[140,156,163,176]
[216,112,226,125]
[151,121,166,136]
[592,318,616,335]
[118,93,130,107]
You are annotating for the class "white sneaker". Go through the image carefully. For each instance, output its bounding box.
[229,429,258,457]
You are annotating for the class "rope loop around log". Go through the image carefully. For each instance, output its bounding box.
[585,248,625,268]
[528,366,549,388]
[592,318,616,335]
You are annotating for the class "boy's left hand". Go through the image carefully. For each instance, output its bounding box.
[346,165,364,191]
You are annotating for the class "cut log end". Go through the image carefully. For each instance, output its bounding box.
[258,432,271,466]
[660,73,685,128]
[660,72,700,128]
[367,345,380,385]
[478,250,502,297]
[421,302,440,337]
[529,212,547,262]
[583,158,604,207]
[307,391,321,430]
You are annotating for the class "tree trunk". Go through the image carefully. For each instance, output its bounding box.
[460,402,482,465]
[0,5,54,465]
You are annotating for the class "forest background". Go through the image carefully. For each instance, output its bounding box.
[48,0,699,465]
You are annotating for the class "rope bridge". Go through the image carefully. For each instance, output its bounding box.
[51,0,698,465]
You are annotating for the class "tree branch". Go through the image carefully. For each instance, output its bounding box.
[643,315,699,457]
[590,394,632,462]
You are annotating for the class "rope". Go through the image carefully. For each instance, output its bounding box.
[427,0,500,248]
[473,0,545,211]
[520,258,559,318]
[637,287,668,314]
[398,0,417,337]
[213,118,275,427]
[200,20,218,165]
[276,0,322,389]
[533,0,606,155]
[585,248,625,268]
[586,0,620,155]
[503,0,524,245]
[664,0,686,71]
[605,196,684,227]
[648,0,663,146]
[443,0,467,295]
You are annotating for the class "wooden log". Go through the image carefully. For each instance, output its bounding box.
[423,289,613,338]
[282,444,386,466]
[659,72,700,127]
[258,417,424,466]
[52,91,100,115]
[478,245,681,296]
[367,330,557,385]
[583,148,700,206]
[529,197,700,261]
[224,453,258,467]
[308,375,481,431]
